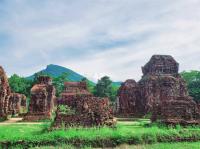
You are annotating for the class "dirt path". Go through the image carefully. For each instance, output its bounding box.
[1,117,23,123]
[0,117,44,125]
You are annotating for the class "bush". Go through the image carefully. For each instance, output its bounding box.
[58,105,75,115]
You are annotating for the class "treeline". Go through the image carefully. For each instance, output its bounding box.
[8,73,69,98]
[8,73,119,103]
[9,74,33,98]
[8,70,200,103]
[181,70,200,102]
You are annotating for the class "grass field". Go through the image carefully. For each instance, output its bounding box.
[31,142,200,149]
[0,119,200,148]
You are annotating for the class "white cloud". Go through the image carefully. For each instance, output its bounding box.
[0,0,200,81]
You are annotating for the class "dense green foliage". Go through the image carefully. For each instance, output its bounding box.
[81,77,95,93]
[52,73,69,97]
[9,73,119,101]
[9,64,120,101]
[94,76,112,97]
[0,120,200,148]
[181,70,200,101]
[9,72,70,98]
[9,74,34,97]
[32,72,70,97]
[94,76,119,102]
[57,105,75,115]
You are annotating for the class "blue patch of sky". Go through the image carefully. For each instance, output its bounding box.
[0,33,11,47]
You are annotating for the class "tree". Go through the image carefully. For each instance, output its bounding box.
[9,74,33,97]
[81,77,95,93]
[32,72,69,97]
[94,76,118,102]
[181,70,200,102]
[52,73,69,97]
[110,84,120,102]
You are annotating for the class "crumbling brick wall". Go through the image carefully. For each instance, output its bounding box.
[152,97,200,125]
[23,76,56,121]
[8,93,26,115]
[139,75,189,113]
[0,66,11,118]
[54,82,114,128]
[116,79,144,116]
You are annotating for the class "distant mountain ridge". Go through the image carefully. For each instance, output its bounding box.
[26,64,122,86]
[26,64,85,82]
[112,82,122,86]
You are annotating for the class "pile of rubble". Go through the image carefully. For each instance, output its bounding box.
[23,76,56,121]
[54,82,114,128]
[117,55,200,125]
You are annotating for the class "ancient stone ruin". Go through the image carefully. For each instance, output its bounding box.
[8,93,26,115]
[141,55,179,76]
[54,82,114,128]
[0,66,11,119]
[139,55,181,113]
[24,76,56,121]
[152,96,200,125]
[116,79,143,116]
[117,55,200,125]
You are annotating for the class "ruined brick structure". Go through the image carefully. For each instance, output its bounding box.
[139,55,180,113]
[116,79,143,116]
[152,97,200,125]
[139,75,188,113]
[24,76,56,121]
[141,55,179,76]
[8,93,26,115]
[54,82,114,128]
[117,55,200,124]
[0,66,11,118]
[57,82,92,106]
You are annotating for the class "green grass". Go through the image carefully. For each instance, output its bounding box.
[130,142,200,149]
[0,119,200,148]
[31,144,92,149]
[30,142,200,149]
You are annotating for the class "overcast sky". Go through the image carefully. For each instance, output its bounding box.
[0,0,200,82]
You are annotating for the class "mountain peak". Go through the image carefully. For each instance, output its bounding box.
[26,64,122,86]
[47,64,56,67]
[46,64,67,69]
[27,64,85,82]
